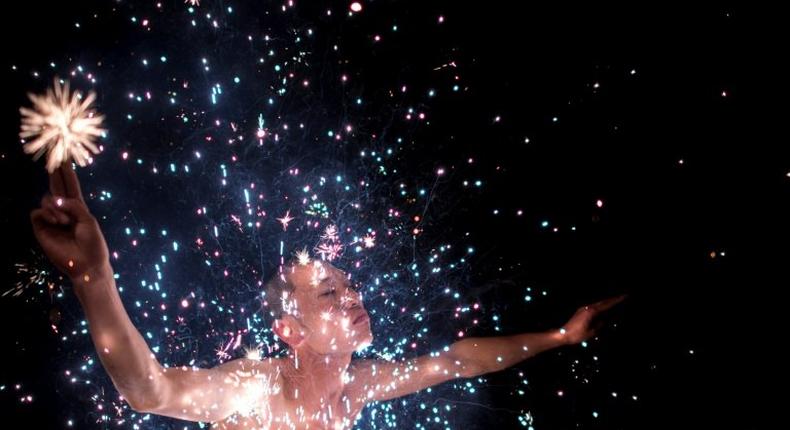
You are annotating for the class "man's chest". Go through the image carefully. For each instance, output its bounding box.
[212,392,365,430]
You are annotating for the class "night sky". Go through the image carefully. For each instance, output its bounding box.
[1,1,770,429]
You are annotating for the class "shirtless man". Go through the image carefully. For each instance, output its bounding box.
[30,164,625,429]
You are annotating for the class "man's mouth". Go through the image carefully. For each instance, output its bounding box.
[352,313,369,325]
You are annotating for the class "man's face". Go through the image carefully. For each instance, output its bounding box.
[279,261,372,354]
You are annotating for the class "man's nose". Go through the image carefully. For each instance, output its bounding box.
[342,288,362,309]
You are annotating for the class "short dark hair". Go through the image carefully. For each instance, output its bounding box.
[263,258,299,320]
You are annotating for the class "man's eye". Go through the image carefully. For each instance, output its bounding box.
[320,289,336,297]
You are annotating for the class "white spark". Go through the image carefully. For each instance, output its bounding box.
[294,248,311,266]
[277,210,295,231]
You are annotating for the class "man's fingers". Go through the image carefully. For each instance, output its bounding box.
[592,294,628,312]
[42,197,93,223]
[31,208,58,227]
[41,194,72,224]
[59,163,85,202]
[52,209,69,225]
[59,198,92,222]
[49,165,67,197]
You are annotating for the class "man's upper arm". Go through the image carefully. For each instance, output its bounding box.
[348,352,473,403]
[140,358,272,423]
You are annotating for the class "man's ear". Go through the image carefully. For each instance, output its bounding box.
[273,316,305,347]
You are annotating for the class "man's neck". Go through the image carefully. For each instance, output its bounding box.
[281,346,353,408]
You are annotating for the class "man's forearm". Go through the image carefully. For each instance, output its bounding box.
[72,263,164,409]
[449,330,568,377]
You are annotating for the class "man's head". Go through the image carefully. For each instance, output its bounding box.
[264,260,372,355]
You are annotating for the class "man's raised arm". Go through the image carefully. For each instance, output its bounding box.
[31,165,269,422]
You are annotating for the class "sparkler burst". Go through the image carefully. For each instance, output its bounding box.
[19,78,105,173]
[3,250,53,298]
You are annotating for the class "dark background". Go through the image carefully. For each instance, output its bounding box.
[0,1,773,429]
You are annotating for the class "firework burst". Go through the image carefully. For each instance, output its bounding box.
[19,78,105,173]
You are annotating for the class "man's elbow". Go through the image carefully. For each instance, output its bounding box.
[125,385,171,413]
[120,381,167,414]
[125,393,157,413]
[114,368,168,413]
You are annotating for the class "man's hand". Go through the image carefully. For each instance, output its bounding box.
[30,163,110,281]
[560,295,627,345]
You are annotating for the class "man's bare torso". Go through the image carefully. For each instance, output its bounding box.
[211,358,367,430]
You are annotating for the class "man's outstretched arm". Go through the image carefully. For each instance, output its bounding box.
[446,329,568,377]
[447,296,626,377]
[348,296,625,403]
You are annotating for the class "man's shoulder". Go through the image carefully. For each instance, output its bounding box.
[346,358,389,386]
[213,356,286,379]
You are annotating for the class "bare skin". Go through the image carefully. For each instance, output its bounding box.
[31,164,626,429]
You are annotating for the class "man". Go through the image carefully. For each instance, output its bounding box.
[31,165,625,429]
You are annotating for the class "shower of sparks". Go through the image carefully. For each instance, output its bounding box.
[4,262,50,298]
[8,1,649,428]
[3,251,55,298]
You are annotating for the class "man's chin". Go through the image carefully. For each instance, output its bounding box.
[353,331,373,352]
[354,338,372,353]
